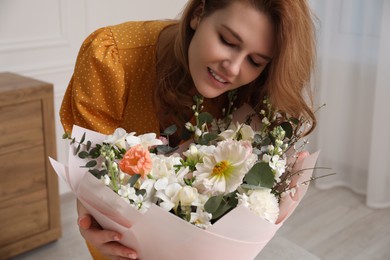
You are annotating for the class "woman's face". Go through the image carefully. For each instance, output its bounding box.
[188,1,275,99]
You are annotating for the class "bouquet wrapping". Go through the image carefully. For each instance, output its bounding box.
[50,123,319,260]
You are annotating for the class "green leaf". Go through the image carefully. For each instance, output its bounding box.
[89,147,101,158]
[204,195,223,213]
[156,145,178,154]
[199,133,218,145]
[127,174,141,187]
[280,122,293,139]
[78,151,89,159]
[163,125,177,136]
[88,169,101,178]
[226,192,238,207]
[62,132,70,139]
[241,184,269,190]
[253,134,262,144]
[198,112,213,125]
[262,137,271,146]
[289,117,300,125]
[86,141,92,151]
[136,189,146,197]
[211,201,232,220]
[84,160,97,168]
[89,169,106,179]
[244,162,274,189]
[76,144,81,154]
[80,132,86,144]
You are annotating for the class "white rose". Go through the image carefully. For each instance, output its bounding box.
[178,186,199,206]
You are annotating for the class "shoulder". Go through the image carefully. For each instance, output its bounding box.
[108,20,177,49]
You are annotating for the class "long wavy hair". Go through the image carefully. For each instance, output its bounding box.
[155,0,317,135]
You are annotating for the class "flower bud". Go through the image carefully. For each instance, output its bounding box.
[179,186,198,206]
[195,127,202,137]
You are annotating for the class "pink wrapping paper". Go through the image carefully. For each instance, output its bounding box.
[50,125,319,260]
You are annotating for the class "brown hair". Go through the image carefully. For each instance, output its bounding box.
[155,0,317,135]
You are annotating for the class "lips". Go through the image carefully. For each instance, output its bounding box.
[208,68,229,84]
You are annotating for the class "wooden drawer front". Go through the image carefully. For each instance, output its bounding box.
[0,189,49,247]
[0,100,43,155]
[0,146,46,200]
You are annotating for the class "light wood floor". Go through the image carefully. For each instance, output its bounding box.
[10,187,390,260]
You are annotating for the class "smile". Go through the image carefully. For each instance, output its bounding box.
[208,68,228,84]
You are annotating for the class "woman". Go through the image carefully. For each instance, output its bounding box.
[61,0,317,259]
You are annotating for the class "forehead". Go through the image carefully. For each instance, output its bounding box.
[206,1,275,57]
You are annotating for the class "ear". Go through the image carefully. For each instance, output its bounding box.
[190,2,205,30]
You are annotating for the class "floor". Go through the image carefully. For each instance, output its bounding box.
[9,186,390,260]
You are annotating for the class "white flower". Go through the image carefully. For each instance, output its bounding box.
[219,122,254,141]
[119,171,125,181]
[268,155,287,181]
[183,144,216,163]
[104,128,130,149]
[262,117,270,125]
[101,175,111,186]
[267,145,274,154]
[140,178,157,202]
[126,133,163,149]
[193,140,256,196]
[176,186,199,206]
[195,127,202,137]
[244,189,279,223]
[185,122,195,131]
[155,181,182,211]
[240,124,255,141]
[211,118,229,132]
[236,192,250,208]
[190,207,212,229]
[149,153,181,179]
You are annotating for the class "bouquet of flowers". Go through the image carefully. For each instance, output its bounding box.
[50,94,322,260]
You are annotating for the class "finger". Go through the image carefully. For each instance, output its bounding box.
[297,151,309,160]
[77,215,92,229]
[80,227,120,243]
[103,242,138,259]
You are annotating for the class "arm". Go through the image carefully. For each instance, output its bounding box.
[61,27,137,259]
[77,200,137,259]
[60,26,127,135]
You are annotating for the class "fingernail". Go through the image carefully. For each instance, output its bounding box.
[113,235,120,241]
[128,253,137,259]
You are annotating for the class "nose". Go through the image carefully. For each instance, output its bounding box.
[221,54,244,76]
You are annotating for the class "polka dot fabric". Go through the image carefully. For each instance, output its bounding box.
[60,20,175,136]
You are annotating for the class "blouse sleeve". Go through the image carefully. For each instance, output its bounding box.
[60,27,127,134]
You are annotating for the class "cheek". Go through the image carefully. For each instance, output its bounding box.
[241,67,264,85]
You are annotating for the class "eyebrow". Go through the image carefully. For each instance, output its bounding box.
[222,24,272,61]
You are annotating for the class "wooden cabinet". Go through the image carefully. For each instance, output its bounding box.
[0,72,61,259]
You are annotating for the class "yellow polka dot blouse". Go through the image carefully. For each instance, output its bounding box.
[60,20,175,136]
[60,20,175,260]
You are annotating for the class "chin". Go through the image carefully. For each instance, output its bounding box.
[195,87,224,99]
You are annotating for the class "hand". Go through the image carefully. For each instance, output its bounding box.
[77,200,138,260]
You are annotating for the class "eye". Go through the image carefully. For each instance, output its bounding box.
[248,57,262,68]
[219,35,235,47]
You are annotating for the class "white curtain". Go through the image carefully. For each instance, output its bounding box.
[309,0,390,208]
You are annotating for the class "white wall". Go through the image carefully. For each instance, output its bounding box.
[0,0,188,194]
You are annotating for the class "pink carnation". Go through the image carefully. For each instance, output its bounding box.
[119,144,152,178]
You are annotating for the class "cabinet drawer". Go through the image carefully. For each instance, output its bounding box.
[0,188,49,247]
[0,100,43,154]
[0,146,46,200]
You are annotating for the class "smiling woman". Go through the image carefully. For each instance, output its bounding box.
[188,1,275,98]
[60,0,317,259]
